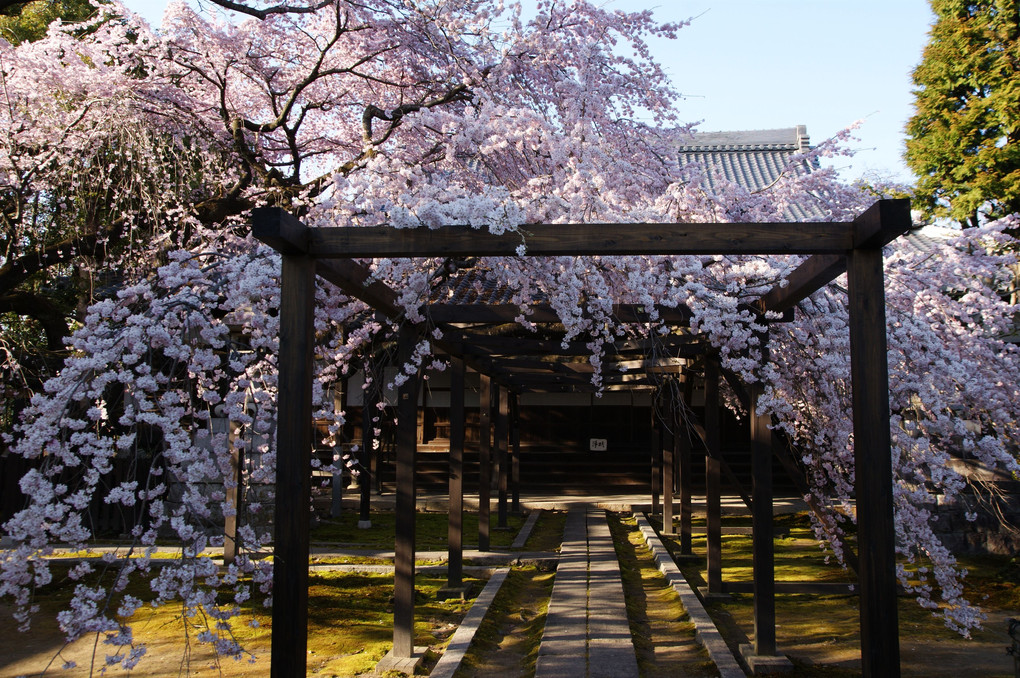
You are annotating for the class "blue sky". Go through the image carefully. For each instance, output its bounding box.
[121,0,935,184]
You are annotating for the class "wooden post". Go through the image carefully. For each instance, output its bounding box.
[704,357,723,594]
[478,373,492,551]
[447,357,466,590]
[393,324,420,659]
[750,377,777,657]
[662,385,675,535]
[848,246,901,677]
[223,416,243,566]
[510,392,521,514]
[650,402,661,515]
[330,379,344,518]
[496,384,509,529]
[360,366,379,527]
[678,379,694,555]
[270,254,316,678]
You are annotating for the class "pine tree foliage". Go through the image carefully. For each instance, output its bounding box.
[905,0,1020,228]
[0,0,101,45]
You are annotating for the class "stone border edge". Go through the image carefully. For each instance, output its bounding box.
[428,567,511,678]
[634,513,747,678]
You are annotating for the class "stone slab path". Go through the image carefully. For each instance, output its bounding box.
[536,506,639,678]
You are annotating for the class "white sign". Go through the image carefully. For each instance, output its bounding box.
[589,438,608,452]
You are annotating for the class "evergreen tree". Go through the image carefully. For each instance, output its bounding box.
[905,0,1020,228]
[0,0,100,45]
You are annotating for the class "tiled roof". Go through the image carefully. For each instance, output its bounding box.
[676,126,814,193]
[675,126,822,220]
[430,125,943,306]
[429,267,524,304]
[894,224,959,257]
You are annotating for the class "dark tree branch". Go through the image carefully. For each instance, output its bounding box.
[0,291,70,352]
[0,216,127,299]
[204,0,332,20]
[0,0,34,16]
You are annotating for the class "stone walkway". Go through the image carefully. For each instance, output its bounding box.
[536,506,639,678]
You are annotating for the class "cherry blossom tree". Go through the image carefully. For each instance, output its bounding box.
[0,0,1017,671]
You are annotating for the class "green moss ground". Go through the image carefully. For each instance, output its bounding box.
[654,511,1018,677]
[310,510,526,550]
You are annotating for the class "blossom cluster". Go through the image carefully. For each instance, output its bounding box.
[1,0,1018,671]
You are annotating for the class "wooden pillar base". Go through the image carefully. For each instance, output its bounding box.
[437,583,474,601]
[696,587,733,602]
[739,644,793,675]
[375,647,428,675]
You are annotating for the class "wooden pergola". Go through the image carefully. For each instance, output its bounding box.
[253,198,911,677]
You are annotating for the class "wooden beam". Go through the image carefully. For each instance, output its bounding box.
[252,207,310,255]
[614,334,706,352]
[427,302,691,325]
[303,219,856,257]
[853,198,913,249]
[442,331,706,361]
[448,334,593,356]
[270,254,316,678]
[754,199,912,316]
[721,581,856,595]
[317,259,400,318]
[847,246,901,677]
[755,254,845,315]
[505,382,657,394]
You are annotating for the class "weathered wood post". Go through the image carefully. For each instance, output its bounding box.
[392,324,421,659]
[848,201,904,678]
[678,378,694,555]
[661,383,675,535]
[223,415,243,566]
[478,373,492,551]
[496,383,510,529]
[749,374,777,658]
[330,378,344,518]
[650,402,661,515]
[360,361,379,528]
[510,392,521,514]
[704,357,723,594]
[446,357,466,592]
[270,251,316,678]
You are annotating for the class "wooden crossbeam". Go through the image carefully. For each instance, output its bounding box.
[426,302,691,324]
[755,199,912,315]
[253,210,857,256]
[446,333,705,360]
